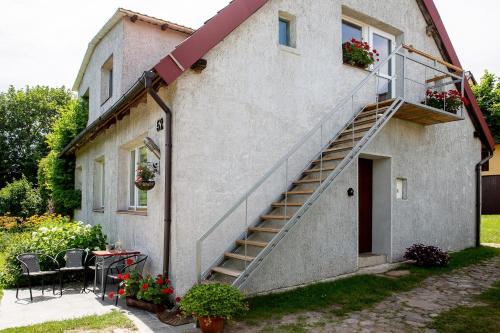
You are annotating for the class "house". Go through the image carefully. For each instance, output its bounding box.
[482,143,500,214]
[63,0,495,295]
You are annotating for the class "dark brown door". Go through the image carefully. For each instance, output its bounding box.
[358,158,373,253]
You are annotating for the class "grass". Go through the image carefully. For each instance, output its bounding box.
[481,215,500,244]
[0,310,135,333]
[241,246,500,322]
[430,281,500,333]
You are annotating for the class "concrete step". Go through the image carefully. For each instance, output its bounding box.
[358,253,387,268]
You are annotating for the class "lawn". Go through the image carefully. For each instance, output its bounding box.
[241,246,500,322]
[482,215,500,244]
[430,281,500,333]
[0,310,135,333]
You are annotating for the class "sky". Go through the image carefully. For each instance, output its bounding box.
[0,0,498,92]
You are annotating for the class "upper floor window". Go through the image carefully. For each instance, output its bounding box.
[100,55,113,104]
[278,12,296,48]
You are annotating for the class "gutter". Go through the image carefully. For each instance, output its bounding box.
[144,71,173,277]
[475,150,493,247]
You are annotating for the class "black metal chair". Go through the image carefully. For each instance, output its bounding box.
[102,254,148,305]
[85,254,117,294]
[56,249,88,294]
[16,253,62,302]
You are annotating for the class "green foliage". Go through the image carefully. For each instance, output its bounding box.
[481,215,500,243]
[471,71,500,142]
[38,98,88,215]
[342,39,379,68]
[180,283,248,320]
[0,86,73,188]
[134,274,175,305]
[0,176,44,218]
[0,218,106,287]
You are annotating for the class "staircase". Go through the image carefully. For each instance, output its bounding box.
[196,43,466,290]
[206,98,404,286]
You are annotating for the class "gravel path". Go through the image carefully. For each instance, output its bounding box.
[227,256,500,332]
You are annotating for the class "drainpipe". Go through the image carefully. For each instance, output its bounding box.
[475,150,492,247]
[144,71,173,277]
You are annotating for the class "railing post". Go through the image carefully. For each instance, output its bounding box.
[402,55,406,100]
[196,240,202,283]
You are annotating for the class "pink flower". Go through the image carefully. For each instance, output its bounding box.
[108,292,115,300]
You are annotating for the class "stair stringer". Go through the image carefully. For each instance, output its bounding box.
[233,98,405,290]
[240,161,359,295]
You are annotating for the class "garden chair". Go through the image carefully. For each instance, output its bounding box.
[16,253,62,302]
[103,254,148,305]
[85,254,114,293]
[56,249,88,294]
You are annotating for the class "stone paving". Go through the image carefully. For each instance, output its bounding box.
[227,256,500,332]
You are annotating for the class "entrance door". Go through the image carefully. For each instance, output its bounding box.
[358,158,373,253]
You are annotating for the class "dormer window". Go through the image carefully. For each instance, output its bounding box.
[101,55,113,104]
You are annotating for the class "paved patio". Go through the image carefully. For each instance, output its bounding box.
[0,284,198,332]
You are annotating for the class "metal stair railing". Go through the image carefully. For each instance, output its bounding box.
[195,43,466,287]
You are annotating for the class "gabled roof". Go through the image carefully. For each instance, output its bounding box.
[153,0,495,151]
[72,8,194,91]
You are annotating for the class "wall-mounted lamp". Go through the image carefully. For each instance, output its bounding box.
[347,188,355,197]
[144,137,161,159]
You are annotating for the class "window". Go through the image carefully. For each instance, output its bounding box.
[129,146,148,210]
[342,20,362,44]
[100,55,113,104]
[93,158,105,210]
[396,178,408,200]
[278,12,296,48]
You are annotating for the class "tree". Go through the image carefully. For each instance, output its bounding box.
[471,71,500,142]
[0,176,44,218]
[38,98,88,215]
[0,86,73,188]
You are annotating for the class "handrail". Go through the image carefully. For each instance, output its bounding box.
[402,44,463,73]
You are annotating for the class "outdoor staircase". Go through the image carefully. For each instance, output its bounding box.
[206,98,403,285]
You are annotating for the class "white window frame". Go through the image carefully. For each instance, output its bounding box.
[93,158,105,210]
[342,16,397,98]
[128,146,148,211]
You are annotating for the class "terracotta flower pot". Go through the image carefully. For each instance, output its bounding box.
[125,296,166,314]
[198,317,225,333]
[135,180,155,191]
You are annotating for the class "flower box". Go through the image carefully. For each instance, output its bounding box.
[126,296,166,314]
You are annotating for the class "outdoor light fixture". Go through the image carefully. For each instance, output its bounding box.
[144,137,161,159]
[347,188,355,197]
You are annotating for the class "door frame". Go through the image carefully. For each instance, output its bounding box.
[368,27,397,99]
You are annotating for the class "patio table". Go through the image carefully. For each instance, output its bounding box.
[92,249,140,297]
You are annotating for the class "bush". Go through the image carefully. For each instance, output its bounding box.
[0,219,107,287]
[404,243,450,267]
[0,213,68,232]
[0,176,44,218]
[180,283,248,321]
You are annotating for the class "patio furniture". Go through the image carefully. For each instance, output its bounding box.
[16,253,62,302]
[56,249,88,294]
[91,249,140,296]
[102,254,148,305]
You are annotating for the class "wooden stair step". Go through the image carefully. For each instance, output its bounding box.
[224,252,255,262]
[357,108,388,119]
[272,202,304,207]
[303,166,336,174]
[293,178,325,184]
[249,227,281,233]
[212,266,241,277]
[313,155,344,163]
[351,117,378,127]
[363,99,395,111]
[345,123,373,132]
[261,215,291,220]
[335,134,365,144]
[284,189,314,195]
[323,146,355,154]
[236,239,268,247]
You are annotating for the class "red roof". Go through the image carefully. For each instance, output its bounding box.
[154,0,495,151]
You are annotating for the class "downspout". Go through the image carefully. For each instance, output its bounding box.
[475,150,492,247]
[144,71,173,277]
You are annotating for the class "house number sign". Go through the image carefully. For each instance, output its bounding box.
[156,118,164,132]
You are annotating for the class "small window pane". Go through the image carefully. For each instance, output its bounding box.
[396,178,408,200]
[138,146,148,207]
[373,33,392,75]
[130,150,136,207]
[342,20,362,44]
[279,19,290,46]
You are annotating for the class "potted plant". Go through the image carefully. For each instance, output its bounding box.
[135,162,157,191]
[342,38,380,69]
[180,283,248,333]
[118,270,175,314]
[423,89,469,113]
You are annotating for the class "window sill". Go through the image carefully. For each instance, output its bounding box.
[116,210,148,216]
[93,209,105,213]
[279,44,300,56]
[342,62,371,73]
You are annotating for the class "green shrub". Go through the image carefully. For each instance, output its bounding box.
[0,219,106,287]
[0,176,44,218]
[180,283,248,321]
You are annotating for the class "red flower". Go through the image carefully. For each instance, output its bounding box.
[126,259,135,266]
[156,277,164,285]
[165,279,171,285]
[118,289,125,295]
[175,296,182,302]
[117,273,123,280]
[142,283,149,290]
[351,38,357,43]
[123,273,130,280]
[108,292,115,300]
[373,49,377,53]
[161,287,174,295]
